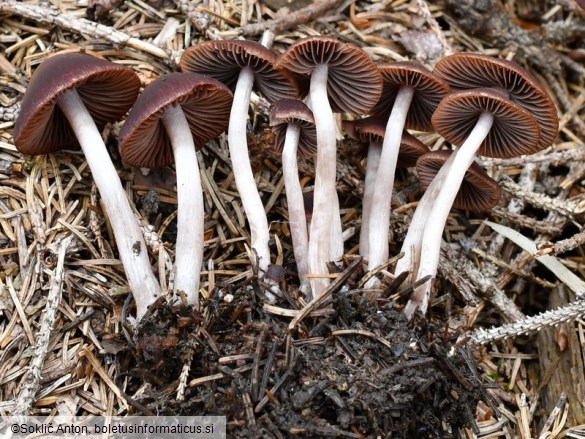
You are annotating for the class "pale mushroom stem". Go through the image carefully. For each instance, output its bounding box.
[281,124,310,291]
[228,66,272,274]
[404,111,494,318]
[359,141,382,259]
[162,104,204,307]
[308,64,337,297]
[57,89,160,319]
[305,95,344,263]
[394,151,456,281]
[366,86,414,287]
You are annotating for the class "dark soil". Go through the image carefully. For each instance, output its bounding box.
[127,274,484,438]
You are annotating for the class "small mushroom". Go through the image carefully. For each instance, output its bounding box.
[14,53,160,319]
[119,73,233,308]
[179,39,299,277]
[416,150,501,212]
[366,62,450,284]
[343,117,428,260]
[269,99,317,293]
[276,36,382,297]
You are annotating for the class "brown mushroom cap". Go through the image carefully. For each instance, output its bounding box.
[371,62,450,131]
[433,53,558,148]
[275,36,382,115]
[269,99,317,157]
[179,40,299,103]
[416,150,501,212]
[14,53,140,155]
[342,116,386,144]
[119,73,233,168]
[432,88,541,158]
[342,117,428,168]
[396,131,430,168]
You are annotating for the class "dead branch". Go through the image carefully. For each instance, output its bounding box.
[238,0,344,37]
[0,0,172,61]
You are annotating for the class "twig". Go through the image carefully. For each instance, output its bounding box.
[331,329,393,350]
[238,0,344,36]
[466,300,585,345]
[0,102,20,122]
[499,176,579,218]
[11,236,71,416]
[477,147,585,167]
[535,228,585,257]
[0,0,172,61]
[172,0,212,34]
[441,242,525,322]
[415,0,453,57]
[538,393,568,439]
[288,257,363,331]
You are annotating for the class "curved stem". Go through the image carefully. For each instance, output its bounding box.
[57,89,160,319]
[228,66,272,274]
[282,124,310,291]
[163,105,203,308]
[394,151,456,280]
[359,141,382,259]
[308,64,337,297]
[367,86,414,285]
[404,111,495,318]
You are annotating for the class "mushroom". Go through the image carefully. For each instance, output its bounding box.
[276,36,382,297]
[365,62,450,284]
[342,117,428,260]
[179,39,300,277]
[269,99,317,293]
[404,88,543,318]
[119,73,233,308]
[416,150,501,212]
[13,52,160,319]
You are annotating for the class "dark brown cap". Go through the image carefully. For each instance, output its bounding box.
[179,40,300,103]
[396,131,429,168]
[432,88,540,158]
[269,99,317,157]
[342,117,428,167]
[275,36,382,115]
[433,53,558,149]
[14,53,140,155]
[416,150,501,211]
[372,62,450,131]
[119,73,233,168]
[342,116,386,145]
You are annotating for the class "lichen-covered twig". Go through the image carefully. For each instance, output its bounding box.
[172,0,212,34]
[441,242,524,322]
[238,0,344,36]
[466,299,585,345]
[0,0,172,61]
[0,102,20,122]
[11,236,71,416]
[415,0,453,57]
[477,147,585,168]
[536,229,585,257]
[499,176,580,218]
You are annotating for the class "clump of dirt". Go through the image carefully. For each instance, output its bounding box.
[128,281,482,438]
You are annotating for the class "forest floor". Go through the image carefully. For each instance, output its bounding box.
[1,0,585,437]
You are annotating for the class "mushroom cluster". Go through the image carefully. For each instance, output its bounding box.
[13,40,558,320]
